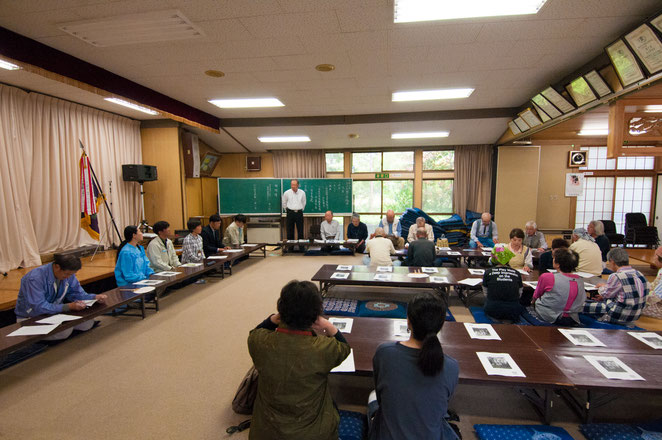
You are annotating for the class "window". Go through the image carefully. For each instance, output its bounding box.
[383,151,414,171]
[422,180,453,214]
[580,146,654,171]
[575,177,614,229]
[352,180,381,213]
[423,150,454,170]
[352,179,414,227]
[352,152,381,173]
[325,153,344,172]
[383,180,414,212]
[613,176,653,233]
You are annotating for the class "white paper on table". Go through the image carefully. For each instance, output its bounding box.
[430,276,449,283]
[134,286,156,294]
[421,267,438,273]
[181,262,203,267]
[327,240,341,244]
[329,317,354,333]
[393,319,410,339]
[547,269,558,273]
[407,273,429,278]
[628,332,662,349]
[82,299,97,307]
[331,272,350,280]
[559,329,606,347]
[469,269,485,275]
[376,266,393,272]
[143,232,157,238]
[155,271,180,277]
[207,256,227,260]
[7,324,59,337]
[464,323,501,340]
[337,265,353,271]
[458,278,482,287]
[482,252,493,257]
[36,314,81,325]
[346,239,359,243]
[523,281,538,289]
[476,352,526,377]
[314,239,326,244]
[133,279,164,286]
[584,283,598,291]
[224,249,245,253]
[481,247,493,251]
[374,273,392,281]
[574,271,595,278]
[517,269,530,275]
[447,251,461,256]
[298,239,309,243]
[583,355,644,381]
[241,244,257,246]
[438,247,451,251]
[331,349,355,373]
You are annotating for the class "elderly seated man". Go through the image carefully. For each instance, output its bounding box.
[469,212,498,249]
[363,227,400,267]
[583,248,650,324]
[405,227,436,267]
[407,217,434,243]
[523,221,547,251]
[320,210,342,241]
[569,227,603,276]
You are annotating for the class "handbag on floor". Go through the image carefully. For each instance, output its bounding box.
[232,365,258,414]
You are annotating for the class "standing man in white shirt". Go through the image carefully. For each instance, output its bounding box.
[282,179,307,249]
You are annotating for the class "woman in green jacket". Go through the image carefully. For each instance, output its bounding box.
[248,280,351,440]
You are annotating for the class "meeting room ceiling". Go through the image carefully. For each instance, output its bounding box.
[0,0,661,152]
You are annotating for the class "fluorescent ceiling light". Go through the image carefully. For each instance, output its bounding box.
[392,88,474,102]
[104,97,159,115]
[394,0,548,23]
[644,105,662,113]
[0,59,20,70]
[578,128,608,136]
[258,136,310,143]
[208,98,284,108]
[392,131,450,139]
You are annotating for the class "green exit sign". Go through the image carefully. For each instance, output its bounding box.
[375,173,389,179]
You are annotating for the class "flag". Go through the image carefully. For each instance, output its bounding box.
[80,152,103,240]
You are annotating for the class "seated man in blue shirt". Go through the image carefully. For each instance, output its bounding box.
[469,212,498,249]
[14,254,107,341]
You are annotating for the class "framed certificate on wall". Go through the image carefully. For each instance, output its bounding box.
[531,102,551,122]
[508,120,522,135]
[650,12,662,34]
[519,108,542,128]
[532,93,562,118]
[584,70,612,97]
[513,117,529,132]
[606,39,646,87]
[541,87,575,114]
[624,24,662,75]
[565,76,598,107]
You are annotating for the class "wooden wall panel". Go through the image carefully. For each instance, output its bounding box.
[536,144,574,229]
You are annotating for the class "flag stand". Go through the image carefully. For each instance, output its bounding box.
[79,141,123,249]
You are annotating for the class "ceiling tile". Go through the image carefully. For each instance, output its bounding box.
[239,11,340,39]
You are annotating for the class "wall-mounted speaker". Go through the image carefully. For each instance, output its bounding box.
[246,156,261,171]
[122,164,158,182]
[568,150,587,167]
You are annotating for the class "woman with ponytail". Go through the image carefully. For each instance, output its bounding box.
[114,225,154,286]
[368,293,459,440]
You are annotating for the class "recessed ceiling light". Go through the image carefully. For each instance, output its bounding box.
[348,133,359,139]
[315,64,335,72]
[394,0,548,23]
[0,59,20,70]
[578,128,609,136]
[208,98,284,108]
[205,70,225,78]
[392,88,474,102]
[258,136,311,143]
[104,97,159,115]
[392,131,450,139]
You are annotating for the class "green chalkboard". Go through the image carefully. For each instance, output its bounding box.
[282,178,352,215]
[217,178,282,215]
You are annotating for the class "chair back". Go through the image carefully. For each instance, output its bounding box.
[600,220,617,234]
[309,223,321,239]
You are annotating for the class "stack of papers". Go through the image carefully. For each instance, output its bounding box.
[7,324,59,337]
[36,314,80,325]
[559,329,605,347]
[331,349,355,373]
[477,352,525,377]
[458,278,482,287]
[331,272,350,280]
[465,323,501,340]
[430,276,450,284]
[328,317,353,333]
[583,355,644,381]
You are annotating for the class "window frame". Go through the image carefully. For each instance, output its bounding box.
[421,178,455,216]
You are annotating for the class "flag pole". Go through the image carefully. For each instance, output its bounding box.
[79,140,123,244]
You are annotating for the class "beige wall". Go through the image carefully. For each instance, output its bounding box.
[536,143,574,229]
[494,146,540,238]
[140,126,185,230]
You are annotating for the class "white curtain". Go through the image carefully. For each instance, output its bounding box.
[0,84,142,272]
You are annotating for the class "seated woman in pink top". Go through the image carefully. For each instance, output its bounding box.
[532,248,586,326]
